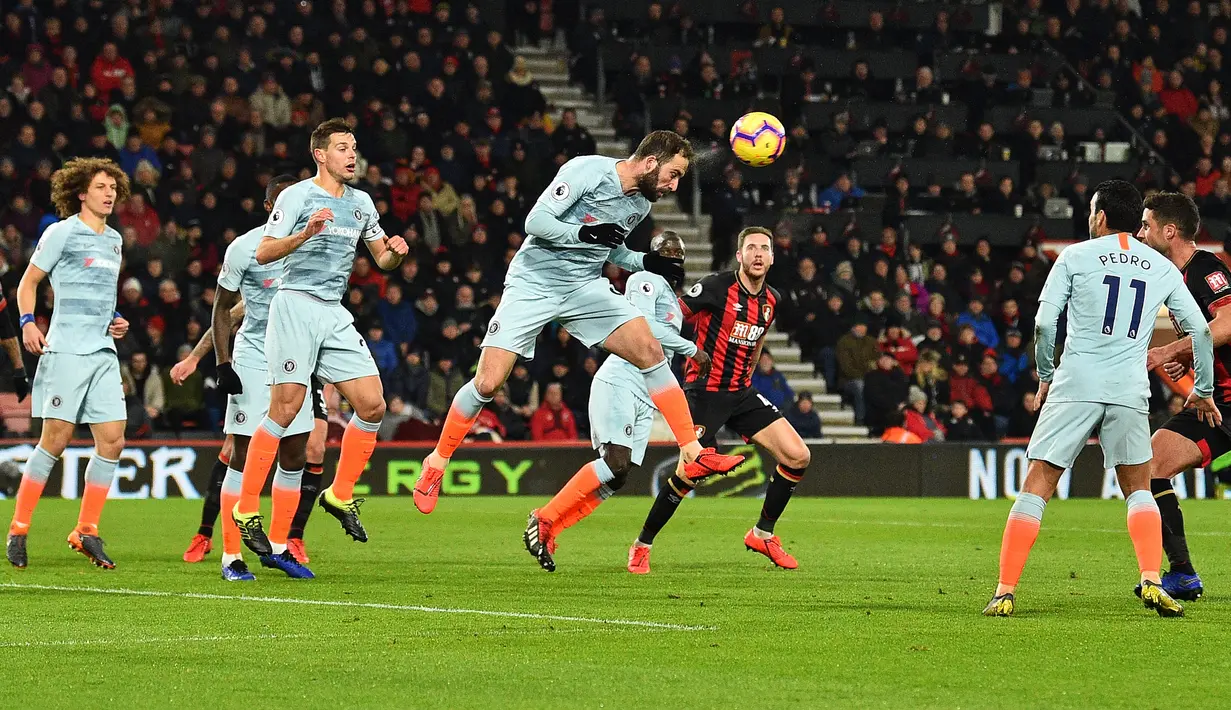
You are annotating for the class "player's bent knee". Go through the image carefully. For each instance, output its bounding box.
[97,435,125,460]
[602,446,634,480]
[306,438,325,463]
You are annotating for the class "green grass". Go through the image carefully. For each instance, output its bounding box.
[4,496,1231,708]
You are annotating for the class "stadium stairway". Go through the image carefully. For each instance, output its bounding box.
[521,48,870,441]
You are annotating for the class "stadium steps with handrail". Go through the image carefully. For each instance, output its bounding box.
[523,45,870,439]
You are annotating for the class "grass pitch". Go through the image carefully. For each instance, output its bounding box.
[5,496,1231,709]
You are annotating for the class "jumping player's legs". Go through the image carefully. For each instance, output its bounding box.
[416,282,562,513]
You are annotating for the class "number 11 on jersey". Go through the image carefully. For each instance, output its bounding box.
[1102,275,1147,338]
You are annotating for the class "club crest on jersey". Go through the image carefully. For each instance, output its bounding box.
[550,182,570,201]
[353,208,364,222]
[624,424,634,437]
[763,304,773,321]
[694,425,706,439]
[50,395,62,408]
[234,411,247,425]
[1207,271,1230,293]
[282,359,297,374]
[488,321,500,335]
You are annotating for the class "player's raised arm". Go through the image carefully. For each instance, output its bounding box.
[256,187,331,265]
[358,194,408,270]
[525,159,619,246]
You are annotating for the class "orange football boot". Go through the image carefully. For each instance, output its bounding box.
[627,543,652,574]
[182,533,212,563]
[743,529,797,569]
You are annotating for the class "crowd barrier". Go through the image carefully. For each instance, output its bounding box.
[0,441,1219,501]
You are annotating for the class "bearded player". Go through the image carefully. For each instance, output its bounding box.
[629,226,812,574]
[523,231,713,571]
[1138,191,1231,601]
[6,158,131,569]
[230,119,406,554]
[413,132,743,515]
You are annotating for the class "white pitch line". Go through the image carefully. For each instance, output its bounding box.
[0,633,305,649]
[0,583,715,632]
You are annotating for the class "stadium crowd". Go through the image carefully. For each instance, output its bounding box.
[577,0,1231,442]
[2,0,1221,444]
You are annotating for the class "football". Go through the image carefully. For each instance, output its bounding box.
[728,111,787,167]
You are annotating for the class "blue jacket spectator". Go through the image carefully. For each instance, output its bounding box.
[785,392,822,438]
[816,173,866,212]
[751,352,794,410]
[377,283,419,348]
[118,134,161,180]
[997,329,1030,385]
[366,325,399,375]
[955,298,1000,351]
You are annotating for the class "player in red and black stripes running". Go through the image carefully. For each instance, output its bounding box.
[628,226,811,574]
[1140,192,1231,600]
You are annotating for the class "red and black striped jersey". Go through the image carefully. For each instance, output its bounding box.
[1172,250,1231,404]
[680,271,779,392]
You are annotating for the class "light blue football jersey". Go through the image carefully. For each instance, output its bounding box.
[217,225,283,369]
[29,215,122,355]
[510,155,650,291]
[594,271,696,405]
[263,179,385,303]
[1037,233,1213,411]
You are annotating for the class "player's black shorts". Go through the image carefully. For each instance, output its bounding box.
[1159,407,1231,467]
[310,375,327,421]
[686,387,783,448]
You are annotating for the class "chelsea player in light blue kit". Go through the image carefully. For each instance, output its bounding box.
[985,180,1221,618]
[414,132,743,529]
[231,119,408,552]
[522,232,712,571]
[7,158,132,570]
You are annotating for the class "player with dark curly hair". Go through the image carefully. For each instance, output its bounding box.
[6,158,132,570]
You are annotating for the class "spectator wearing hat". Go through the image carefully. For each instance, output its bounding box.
[997,328,1031,386]
[955,297,1000,351]
[786,391,822,439]
[530,383,579,441]
[863,351,909,436]
[837,319,879,422]
[904,386,945,442]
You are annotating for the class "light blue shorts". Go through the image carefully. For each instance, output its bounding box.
[224,361,318,437]
[1027,400,1151,469]
[482,278,642,359]
[32,349,125,424]
[588,378,655,466]
[265,290,379,386]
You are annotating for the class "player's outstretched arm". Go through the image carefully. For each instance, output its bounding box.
[608,244,645,272]
[525,159,619,246]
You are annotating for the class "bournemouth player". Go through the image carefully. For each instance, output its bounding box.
[524,231,713,571]
[629,226,811,574]
[5,158,131,569]
[984,181,1219,618]
[1138,191,1231,600]
[231,119,407,553]
[413,132,742,514]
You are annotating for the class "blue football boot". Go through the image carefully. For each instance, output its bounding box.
[221,559,256,582]
[259,550,315,579]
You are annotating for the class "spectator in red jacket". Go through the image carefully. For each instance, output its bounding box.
[89,42,134,98]
[904,387,945,442]
[879,323,918,375]
[349,256,388,299]
[948,354,995,437]
[117,192,161,247]
[530,382,579,441]
[390,166,422,222]
[1159,70,1198,121]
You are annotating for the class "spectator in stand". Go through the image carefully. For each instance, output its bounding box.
[879,323,918,376]
[785,257,826,352]
[378,282,418,349]
[427,355,466,421]
[955,298,1000,352]
[837,319,879,424]
[121,352,165,427]
[710,170,752,270]
[863,352,909,436]
[881,407,923,444]
[817,172,866,212]
[943,400,984,441]
[813,293,849,392]
[530,382,579,441]
[752,351,794,410]
[1008,391,1040,438]
[164,344,206,433]
[904,386,945,442]
[390,347,431,417]
[947,355,994,437]
[366,324,399,379]
[378,396,413,442]
[786,391,822,439]
[997,329,1031,386]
